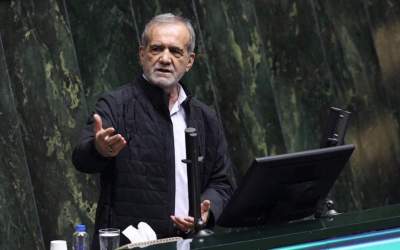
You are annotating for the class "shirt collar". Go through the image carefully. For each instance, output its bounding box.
[176,84,187,105]
[170,84,187,115]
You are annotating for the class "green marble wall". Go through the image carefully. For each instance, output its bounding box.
[1,0,400,248]
[0,0,97,248]
[0,32,44,250]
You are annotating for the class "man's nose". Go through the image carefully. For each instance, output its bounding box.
[159,50,172,64]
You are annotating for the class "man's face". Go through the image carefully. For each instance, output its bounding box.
[139,22,195,91]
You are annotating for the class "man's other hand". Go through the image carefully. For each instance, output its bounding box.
[170,200,211,233]
[93,114,127,157]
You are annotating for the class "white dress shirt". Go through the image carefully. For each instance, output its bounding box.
[170,85,189,217]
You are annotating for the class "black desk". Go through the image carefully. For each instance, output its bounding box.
[140,204,400,249]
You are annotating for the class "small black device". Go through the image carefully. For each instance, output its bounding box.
[320,107,351,148]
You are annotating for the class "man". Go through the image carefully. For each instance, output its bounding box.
[72,13,235,249]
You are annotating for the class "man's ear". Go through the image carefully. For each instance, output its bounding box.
[186,52,195,72]
[139,46,145,65]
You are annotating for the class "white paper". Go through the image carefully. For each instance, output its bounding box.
[138,222,157,241]
[122,225,146,244]
[122,222,157,244]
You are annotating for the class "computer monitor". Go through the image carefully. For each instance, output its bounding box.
[217,144,355,227]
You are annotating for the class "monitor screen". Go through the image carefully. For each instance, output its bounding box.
[217,144,355,227]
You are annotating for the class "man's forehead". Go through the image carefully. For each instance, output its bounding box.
[147,22,190,41]
[148,41,183,49]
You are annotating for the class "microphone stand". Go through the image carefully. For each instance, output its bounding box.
[182,128,213,238]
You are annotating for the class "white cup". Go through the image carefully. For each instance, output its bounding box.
[50,240,68,250]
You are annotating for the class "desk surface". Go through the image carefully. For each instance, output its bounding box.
[138,204,400,250]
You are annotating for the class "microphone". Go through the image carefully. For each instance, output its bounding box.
[183,127,203,233]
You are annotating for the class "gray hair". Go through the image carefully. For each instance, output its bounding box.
[141,13,196,53]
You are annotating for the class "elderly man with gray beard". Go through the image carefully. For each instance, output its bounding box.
[72,13,236,250]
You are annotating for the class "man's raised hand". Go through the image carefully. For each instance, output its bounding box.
[93,114,127,157]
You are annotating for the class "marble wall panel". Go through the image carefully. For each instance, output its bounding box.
[65,0,141,109]
[254,0,334,153]
[0,0,98,246]
[314,0,400,211]
[366,0,400,111]
[193,0,286,175]
[0,32,45,250]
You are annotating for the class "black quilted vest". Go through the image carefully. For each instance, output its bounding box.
[92,76,214,248]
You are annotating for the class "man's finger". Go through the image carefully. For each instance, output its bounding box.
[171,216,186,231]
[103,127,115,136]
[98,127,115,140]
[183,217,194,223]
[111,139,127,154]
[94,126,116,157]
[201,200,211,223]
[175,216,194,227]
[171,216,194,231]
[107,134,125,146]
[93,114,103,133]
[201,200,211,213]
